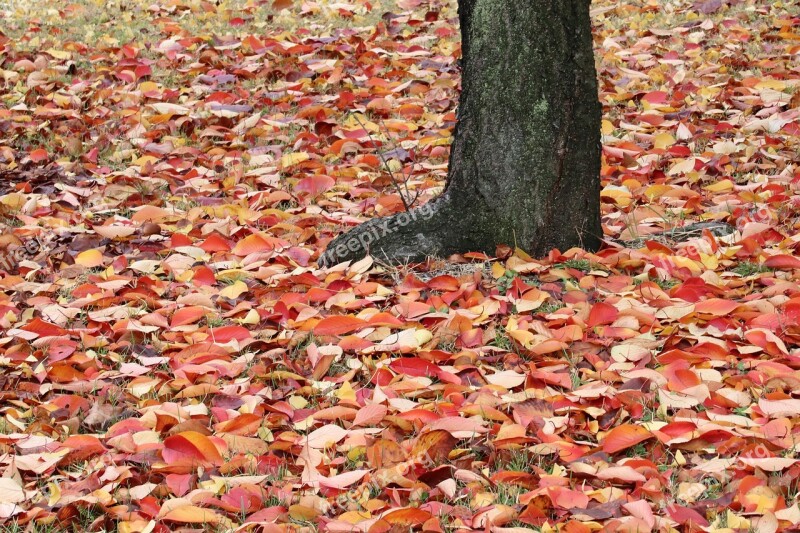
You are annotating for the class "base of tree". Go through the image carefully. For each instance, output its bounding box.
[319,192,487,267]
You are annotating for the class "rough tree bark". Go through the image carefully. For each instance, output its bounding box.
[320,0,601,267]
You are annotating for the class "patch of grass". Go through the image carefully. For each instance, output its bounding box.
[732,261,773,277]
[556,258,595,272]
[627,442,648,458]
[489,330,514,352]
[493,483,524,506]
[174,197,200,211]
[700,477,724,501]
[640,403,666,423]
[4,520,61,533]
[344,449,366,470]
[263,495,285,507]
[496,269,518,295]
[206,316,228,328]
[570,367,583,389]
[500,449,533,472]
[289,333,316,361]
[536,301,563,314]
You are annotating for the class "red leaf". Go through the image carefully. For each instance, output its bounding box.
[389,357,439,378]
[666,504,709,527]
[294,175,335,197]
[764,255,800,269]
[587,302,618,327]
[641,91,668,104]
[208,325,251,343]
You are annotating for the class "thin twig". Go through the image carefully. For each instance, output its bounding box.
[378,116,420,207]
[351,113,414,212]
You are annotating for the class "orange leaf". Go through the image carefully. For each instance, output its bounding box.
[313,315,368,336]
[231,233,273,255]
[745,328,789,356]
[162,431,223,466]
[602,424,653,454]
[20,318,68,337]
[208,325,251,343]
[214,413,262,436]
[171,306,208,328]
[694,298,740,316]
[75,249,104,268]
[29,148,49,162]
[381,508,433,527]
[131,205,169,223]
[161,505,224,524]
[199,233,232,252]
[426,275,459,291]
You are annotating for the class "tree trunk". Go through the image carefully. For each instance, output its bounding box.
[320,0,601,267]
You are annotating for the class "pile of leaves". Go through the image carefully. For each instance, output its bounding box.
[1,0,800,531]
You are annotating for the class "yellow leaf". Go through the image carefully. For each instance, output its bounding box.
[745,485,779,513]
[46,49,71,60]
[343,114,378,132]
[338,511,372,524]
[235,309,260,325]
[755,79,786,91]
[47,481,61,506]
[601,119,615,135]
[645,184,672,200]
[653,132,676,150]
[75,249,104,268]
[288,395,308,409]
[138,81,159,93]
[700,253,718,270]
[335,381,357,403]
[492,263,506,279]
[672,255,702,275]
[0,193,25,210]
[280,152,310,168]
[289,505,320,521]
[667,158,697,176]
[219,280,248,299]
[387,159,403,172]
[133,155,159,167]
[704,179,734,193]
[414,329,433,345]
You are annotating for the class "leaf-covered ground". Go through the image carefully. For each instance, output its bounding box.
[1,0,800,531]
